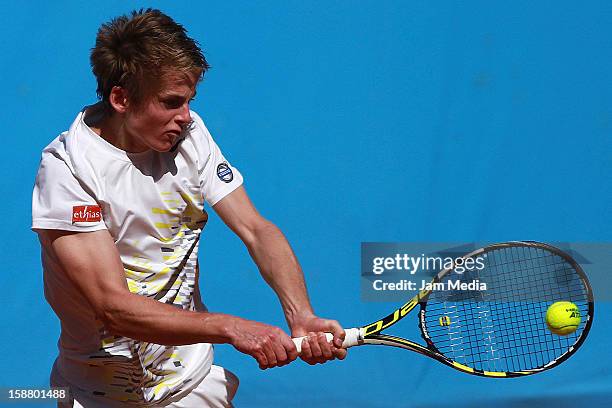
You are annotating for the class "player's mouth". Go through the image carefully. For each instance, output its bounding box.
[163,131,182,143]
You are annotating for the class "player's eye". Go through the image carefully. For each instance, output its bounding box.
[161,98,185,109]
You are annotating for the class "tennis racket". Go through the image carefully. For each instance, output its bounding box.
[293,241,594,377]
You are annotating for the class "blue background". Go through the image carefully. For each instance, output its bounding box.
[2,1,611,406]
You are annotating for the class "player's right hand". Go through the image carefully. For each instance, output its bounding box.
[227,318,299,369]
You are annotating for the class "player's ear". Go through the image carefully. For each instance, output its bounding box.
[108,86,129,114]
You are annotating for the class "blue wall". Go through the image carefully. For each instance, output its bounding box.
[3,1,610,406]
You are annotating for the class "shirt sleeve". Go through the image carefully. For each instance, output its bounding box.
[191,113,244,206]
[32,152,107,232]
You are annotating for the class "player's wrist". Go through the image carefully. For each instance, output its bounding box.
[200,313,242,345]
[285,309,317,334]
[285,308,314,322]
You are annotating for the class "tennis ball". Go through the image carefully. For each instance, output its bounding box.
[546,301,581,336]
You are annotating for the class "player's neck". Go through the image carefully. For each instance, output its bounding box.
[87,106,148,153]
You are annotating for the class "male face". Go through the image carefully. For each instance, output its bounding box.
[120,70,200,153]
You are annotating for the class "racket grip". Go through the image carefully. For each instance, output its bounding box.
[291,327,362,353]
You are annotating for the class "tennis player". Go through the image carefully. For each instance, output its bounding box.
[32,9,346,407]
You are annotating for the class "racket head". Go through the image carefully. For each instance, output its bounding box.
[419,241,594,377]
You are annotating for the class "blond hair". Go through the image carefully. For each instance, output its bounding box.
[90,8,209,111]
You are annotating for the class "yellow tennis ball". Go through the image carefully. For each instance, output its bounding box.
[546,301,581,336]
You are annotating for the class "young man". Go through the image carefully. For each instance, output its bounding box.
[32,9,346,408]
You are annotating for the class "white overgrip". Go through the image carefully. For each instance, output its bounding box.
[291,327,363,354]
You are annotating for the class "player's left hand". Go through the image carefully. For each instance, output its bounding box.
[289,312,348,365]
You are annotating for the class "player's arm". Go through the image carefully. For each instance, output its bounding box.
[36,228,297,369]
[213,186,347,364]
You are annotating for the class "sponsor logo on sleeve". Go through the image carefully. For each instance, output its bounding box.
[72,205,102,223]
[216,162,233,183]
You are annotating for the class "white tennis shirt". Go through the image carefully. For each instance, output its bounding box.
[32,105,243,406]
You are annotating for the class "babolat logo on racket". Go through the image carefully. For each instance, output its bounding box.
[72,205,102,223]
[216,162,233,183]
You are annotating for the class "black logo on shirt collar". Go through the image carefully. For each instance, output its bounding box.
[216,162,233,183]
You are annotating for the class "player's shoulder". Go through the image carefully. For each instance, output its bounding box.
[180,110,214,155]
[188,110,213,140]
[38,107,93,168]
[37,132,75,175]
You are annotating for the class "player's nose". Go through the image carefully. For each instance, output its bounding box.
[176,103,192,128]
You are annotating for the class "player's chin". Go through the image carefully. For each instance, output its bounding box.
[151,139,176,152]
[153,145,173,153]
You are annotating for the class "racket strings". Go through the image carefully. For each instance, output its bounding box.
[423,245,590,373]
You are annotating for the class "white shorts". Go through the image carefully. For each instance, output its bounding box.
[55,364,239,408]
[163,365,239,408]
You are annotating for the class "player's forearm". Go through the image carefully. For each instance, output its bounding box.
[244,220,315,322]
[101,292,240,346]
